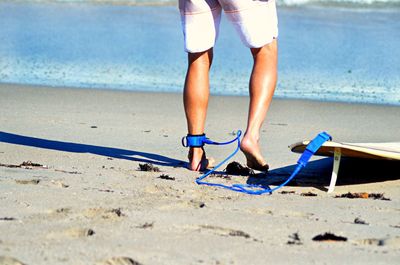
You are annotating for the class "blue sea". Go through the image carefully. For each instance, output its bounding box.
[0,0,399,105]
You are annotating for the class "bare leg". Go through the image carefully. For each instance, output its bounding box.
[240,40,278,171]
[183,48,213,171]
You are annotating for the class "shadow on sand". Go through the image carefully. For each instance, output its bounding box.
[2,131,399,190]
[0,131,186,168]
[248,157,400,191]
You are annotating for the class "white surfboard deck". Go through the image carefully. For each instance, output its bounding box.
[290,141,400,193]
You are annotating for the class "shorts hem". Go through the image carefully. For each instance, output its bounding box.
[184,44,215,53]
[243,33,278,49]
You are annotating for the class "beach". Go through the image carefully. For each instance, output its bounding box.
[1,84,400,264]
[1,0,400,263]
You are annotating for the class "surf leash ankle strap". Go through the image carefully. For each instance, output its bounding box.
[182,132,240,148]
[182,131,331,195]
[182,131,243,188]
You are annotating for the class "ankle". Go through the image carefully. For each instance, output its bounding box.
[243,131,259,143]
[189,147,204,160]
[188,147,206,171]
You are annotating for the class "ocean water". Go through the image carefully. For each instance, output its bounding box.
[0,1,399,105]
[6,0,400,7]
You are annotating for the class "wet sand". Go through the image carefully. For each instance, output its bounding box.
[0,84,400,264]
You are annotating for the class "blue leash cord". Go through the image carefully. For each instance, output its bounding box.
[182,131,332,195]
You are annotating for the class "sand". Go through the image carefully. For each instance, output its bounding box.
[0,84,400,264]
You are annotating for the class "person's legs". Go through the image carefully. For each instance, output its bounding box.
[179,0,221,171]
[219,0,278,171]
[240,39,278,170]
[184,48,214,171]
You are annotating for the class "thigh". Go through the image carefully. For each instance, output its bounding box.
[220,0,278,48]
[179,0,222,53]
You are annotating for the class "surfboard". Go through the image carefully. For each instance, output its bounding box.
[289,140,400,193]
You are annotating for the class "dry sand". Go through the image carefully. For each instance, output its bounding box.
[0,84,399,265]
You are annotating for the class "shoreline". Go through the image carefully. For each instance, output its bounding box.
[3,82,400,108]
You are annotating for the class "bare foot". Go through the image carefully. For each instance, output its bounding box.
[240,135,269,172]
[187,147,214,171]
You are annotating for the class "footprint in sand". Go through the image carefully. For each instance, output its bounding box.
[197,225,258,241]
[282,210,314,219]
[15,179,40,185]
[83,208,125,220]
[64,228,95,238]
[157,199,205,210]
[0,256,26,265]
[382,237,400,246]
[357,238,382,246]
[99,257,142,265]
[50,180,69,188]
[357,236,400,247]
[46,228,95,239]
[37,208,124,223]
[53,207,72,214]
[26,207,72,223]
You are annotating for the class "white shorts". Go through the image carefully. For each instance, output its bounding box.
[179,0,278,53]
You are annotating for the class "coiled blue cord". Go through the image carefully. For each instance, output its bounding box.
[183,131,332,195]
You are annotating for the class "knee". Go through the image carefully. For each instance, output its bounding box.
[188,48,213,68]
[251,39,277,58]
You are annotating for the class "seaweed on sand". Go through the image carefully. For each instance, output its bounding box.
[335,192,390,201]
[225,161,254,176]
[312,232,347,242]
[138,163,160,172]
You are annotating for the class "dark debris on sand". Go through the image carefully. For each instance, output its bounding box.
[335,192,390,201]
[368,193,391,200]
[301,192,317,197]
[136,222,154,229]
[280,191,296,195]
[225,161,254,176]
[0,163,20,168]
[55,169,82,174]
[158,174,175,181]
[0,217,16,221]
[0,161,47,169]
[15,179,40,185]
[102,257,142,265]
[287,233,302,245]
[228,230,251,239]
[98,189,114,193]
[20,161,44,167]
[110,208,125,217]
[86,229,95,236]
[312,232,347,242]
[354,217,369,225]
[138,163,160,172]
[190,200,206,208]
